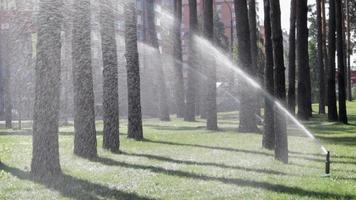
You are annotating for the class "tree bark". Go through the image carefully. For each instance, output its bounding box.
[262,0,275,150]
[327,0,338,121]
[125,1,143,140]
[4,53,12,129]
[72,0,97,158]
[287,0,296,115]
[248,0,260,118]
[184,0,198,122]
[346,0,352,101]
[31,0,62,177]
[100,0,120,152]
[146,0,170,121]
[321,0,329,106]
[203,0,218,130]
[336,0,348,124]
[270,0,288,163]
[317,0,326,114]
[297,0,311,120]
[173,0,186,118]
[234,0,258,132]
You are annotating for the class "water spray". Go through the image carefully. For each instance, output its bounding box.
[193,35,331,176]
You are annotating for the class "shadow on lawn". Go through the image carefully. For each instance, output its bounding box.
[120,151,288,176]
[0,163,153,200]
[90,156,353,199]
[144,124,206,131]
[142,138,272,157]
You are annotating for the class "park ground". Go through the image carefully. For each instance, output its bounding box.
[1,103,356,199]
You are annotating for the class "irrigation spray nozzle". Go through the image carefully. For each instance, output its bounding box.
[324,151,331,176]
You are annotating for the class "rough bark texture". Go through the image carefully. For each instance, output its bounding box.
[346,0,352,101]
[327,0,338,121]
[146,0,170,121]
[173,0,186,118]
[203,0,217,130]
[270,0,288,163]
[125,1,143,140]
[184,0,198,122]
[297,0,310,120]
[287,0,296,115]
[4,54,12,129]
[336,0,348,124]
[262,0,275,150]
[321,0,329,106]
[234,0,258,132]
[248,0,260,118]
[317,0,326,114]
[31,0,62,177]
[100,0,119,152]
[72,0,97,158]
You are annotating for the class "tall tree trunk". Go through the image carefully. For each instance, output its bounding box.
[297,0,311,120]
[72,0,97,158]
[287,0,296,115]
[317,0,326,114]
[173,0,185,118]
[125,1,143,140]
[270,0,288,163]
[234,0,258,132]
[146,0,170,121]
[336,0,348,124]
[321,0,329,106]
[248,0,260,118]
[346,0,352,101]
[31,0,62,177]
[100,0,119,152]
[184,0,198,122]
[327,0,338,121]
[203,0,217,130]
[262,0,275,150]
[4,53,12,129]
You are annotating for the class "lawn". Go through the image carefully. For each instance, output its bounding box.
[0,103,356,199]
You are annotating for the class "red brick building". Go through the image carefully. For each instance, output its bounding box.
[182,0,235,48]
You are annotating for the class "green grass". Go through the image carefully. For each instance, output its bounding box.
[0,103,356,199]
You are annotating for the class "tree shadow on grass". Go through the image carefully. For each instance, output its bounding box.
[144,124,206,132]
[91,156,353,199]
[142,138,273,157]
[0,129,32,136]
[0,163,154,200]
[120,151,289,176]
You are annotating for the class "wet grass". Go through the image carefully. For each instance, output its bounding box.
[1,103,356,199]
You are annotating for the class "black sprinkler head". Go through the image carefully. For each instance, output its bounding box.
[325,151,331,176]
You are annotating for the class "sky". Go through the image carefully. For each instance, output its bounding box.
[256,0,316,31]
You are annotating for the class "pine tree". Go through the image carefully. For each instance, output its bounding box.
[173,0,185,118]
[270,0,288,163]
[204,0,218,130]
[234,0,258,132]
[262,0,275,150]
[184,0,198,122]
[31,0,62,177]
[336,0,348,124]
[146,0,170,121]
[317,0,326,114]
[72,0,97,158]
[327,0,339,121]
[125,0,143,140]
[100,0,120,152]
[287,0,296,115]
[297,0,311,120]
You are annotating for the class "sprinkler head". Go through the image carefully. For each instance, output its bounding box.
[324,151,331,177]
